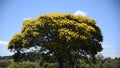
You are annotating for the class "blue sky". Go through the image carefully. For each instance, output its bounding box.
[0,0,120,58]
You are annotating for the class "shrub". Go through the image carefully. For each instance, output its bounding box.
[8,61,40,68]
[43,63,58,68]
[0,59,11,67]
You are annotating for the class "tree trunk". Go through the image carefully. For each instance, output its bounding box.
[69,56,75,68]
[54,51,64,68]
[58,58,64,68]
[71,60,75,68]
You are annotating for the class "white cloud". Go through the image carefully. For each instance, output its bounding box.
[73,10,86,16]
[0,40,8,46]
[108,50,117,53]
[24,18,33,20]
[102,45,111,48]
[102,50,120,58]
[101,44,120,58]
[0,40,14,56]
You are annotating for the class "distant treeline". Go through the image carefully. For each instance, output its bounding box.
[0,56,12,59]
[0,55,120,68]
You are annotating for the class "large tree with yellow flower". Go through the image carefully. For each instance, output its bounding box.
[8,13,103,68]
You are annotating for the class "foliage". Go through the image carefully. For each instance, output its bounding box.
[0,59,11,67]
[42,63,58,68]
[8,61,40,68]
[8,13,103,68]
[1,56,120,68]
[102,58,120,68]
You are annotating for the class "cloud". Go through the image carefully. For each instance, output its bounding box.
[102,45,111,48]
[108,50,117,53]
[101,44,120,58]
[73,10,87,16]
[102,50,120,58]
[24,18,33,20]
[0,40,14,56]
[0,40,8,46]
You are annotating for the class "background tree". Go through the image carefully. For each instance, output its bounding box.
[102,58,120,68]
[95,53,104,68]
[8,13,103,68]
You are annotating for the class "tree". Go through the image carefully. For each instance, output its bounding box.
[95,53,104,68]
[8,13,103,68]
[102,59,119,68]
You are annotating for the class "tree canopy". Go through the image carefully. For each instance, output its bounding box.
[8,13,103,68]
